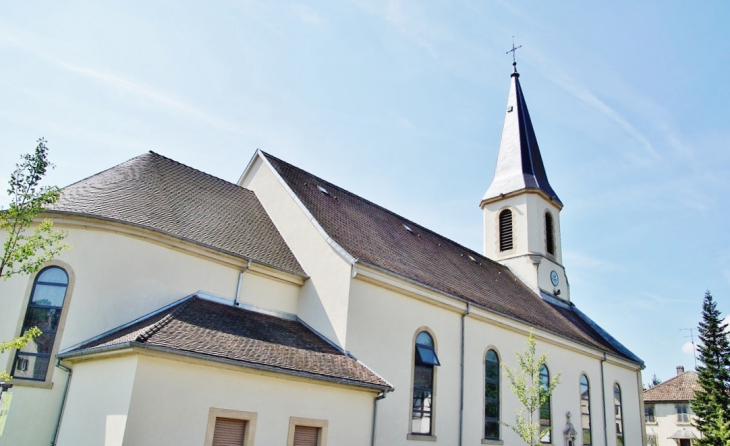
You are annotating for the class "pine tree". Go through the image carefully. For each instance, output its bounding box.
[692,291,730,446]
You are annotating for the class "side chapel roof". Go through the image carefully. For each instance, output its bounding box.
[60,295,391,391]
[48,152,305,277]
[644,371,700,402]
[482,69,562,206]
[261,151,640,364]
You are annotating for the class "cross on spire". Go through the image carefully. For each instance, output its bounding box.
[506,37,522,72]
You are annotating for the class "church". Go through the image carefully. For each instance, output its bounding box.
[0,64,646,446]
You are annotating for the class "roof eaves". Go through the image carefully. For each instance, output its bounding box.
[44,210,308,279]
[60,341,393,392]
[570,305,644,367]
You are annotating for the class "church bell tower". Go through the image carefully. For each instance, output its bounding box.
[480,62,569,301]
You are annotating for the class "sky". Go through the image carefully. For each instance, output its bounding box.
[1,0,728,385]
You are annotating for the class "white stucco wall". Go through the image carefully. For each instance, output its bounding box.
[346,274,643,446]
[56,355,139,446]
[0,223,301,446]
[240,155,354,348]
[58,353,377,446]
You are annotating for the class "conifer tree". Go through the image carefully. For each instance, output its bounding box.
[692,291,730,446]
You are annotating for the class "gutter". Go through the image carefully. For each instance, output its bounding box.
[458,302,471,446]
[58,342,393,393]
[49,360,73,446]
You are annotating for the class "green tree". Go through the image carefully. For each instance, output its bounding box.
[647,374,662,389]
[503,330,562,446]
[0,139,70,381]
[692,291,730,446]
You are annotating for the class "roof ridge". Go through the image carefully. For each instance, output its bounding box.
[261,151,508,271]
[136,296,197,343]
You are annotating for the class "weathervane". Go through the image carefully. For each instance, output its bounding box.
[506,37,522,72]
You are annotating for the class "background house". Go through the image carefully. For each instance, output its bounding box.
[644,366,700,446]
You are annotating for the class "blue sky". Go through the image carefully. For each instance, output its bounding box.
[1,1,728,384]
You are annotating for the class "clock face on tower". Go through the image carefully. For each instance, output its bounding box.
[550,270,559,286]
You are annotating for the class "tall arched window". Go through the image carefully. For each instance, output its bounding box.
[499,209,513,251]
[12,266,69,381]
[580,375,592,445]
[614,383,624,446]
[412,331,440,436]
[545,212,555,256]
[484,350,500,440]
[539,364,551,443]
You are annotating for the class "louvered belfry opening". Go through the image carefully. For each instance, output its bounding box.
[499,209,513,251]
[545,212,555,255]
[293,425,320,446]
[212,417,247,446]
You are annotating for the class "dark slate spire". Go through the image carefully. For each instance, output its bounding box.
[483,66,562,207]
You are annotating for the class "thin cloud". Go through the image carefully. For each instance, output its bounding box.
[291,4,325,25]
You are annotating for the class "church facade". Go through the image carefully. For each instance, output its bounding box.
[0,66,645,446]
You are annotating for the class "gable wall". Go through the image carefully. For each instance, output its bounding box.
[346,275,644,446]
[241,156,353,348]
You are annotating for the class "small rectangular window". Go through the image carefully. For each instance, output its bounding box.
[287,417,328,446]
[204,409,256,446]
[293,426,320,446]
[645,404,655,423]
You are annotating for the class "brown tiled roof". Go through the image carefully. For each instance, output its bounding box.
[262,152,641,363]
[61,296,390,390]
[48,152,305,277]
[644,372,700,402]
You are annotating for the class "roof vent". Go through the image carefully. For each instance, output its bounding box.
[468,255,476,262]
[403,224,414,233]
[317,185,330,196]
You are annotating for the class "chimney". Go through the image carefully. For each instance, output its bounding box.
[677,365,685,375]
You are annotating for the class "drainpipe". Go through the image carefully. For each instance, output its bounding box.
[600,352,608,446]
[371,390,389,446]
[50,359,73,446]
[458,302,471,446]
[637,368,647,446]
[233,260,251,306]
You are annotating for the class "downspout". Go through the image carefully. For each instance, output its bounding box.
[50,359,73,446]
[371,390,389,446]
[636,368,647,446]
[458,302,471,446]
[601,352,608,446]
[233,260,251,307]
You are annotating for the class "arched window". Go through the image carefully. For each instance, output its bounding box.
[484,350,500,440]
[614,383,624,446]
[12,266,69,381]
[539,364,551,443]
[412,331,440,436]
[580,375,592,445]
[499,209,513,251]
[545,212,555,256]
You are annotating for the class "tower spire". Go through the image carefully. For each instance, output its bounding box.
[481,61,562,207]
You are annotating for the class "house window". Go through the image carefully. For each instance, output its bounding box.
[499,209,513,251]
[545,212,555,255]
[412,331,440,436]
[204,408,256,446]
[580,374,592,445]
[484,349,500,440]
[645,404,656,423]
[12,266,69,381]
[287,417,328,446]
[539,364,551,443]
[677,404,689,423]
[211,418,247,446]
[614,383,624,446]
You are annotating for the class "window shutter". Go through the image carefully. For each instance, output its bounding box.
[499,210,513,251]
[212,417,246,446]
[293,426,319,446]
